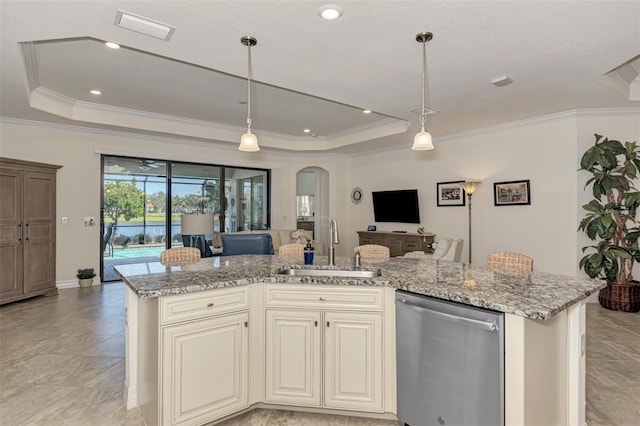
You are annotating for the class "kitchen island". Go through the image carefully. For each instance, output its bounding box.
[117,255,604,426]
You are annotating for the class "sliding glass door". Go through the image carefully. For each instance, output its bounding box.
[170,163,222,249]
[102,157,168,281]
[101,156,270,282]
[226,167,268,231]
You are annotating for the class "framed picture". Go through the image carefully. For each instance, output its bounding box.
[494,179,531,206]
[437,181,466,207]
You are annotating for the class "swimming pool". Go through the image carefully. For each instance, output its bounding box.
[112,245,171,259]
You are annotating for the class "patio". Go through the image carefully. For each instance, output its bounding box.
[102,244,169,282]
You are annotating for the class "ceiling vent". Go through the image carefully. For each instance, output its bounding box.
[114,10,175,41]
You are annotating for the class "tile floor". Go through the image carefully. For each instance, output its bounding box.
[0,283,637,426]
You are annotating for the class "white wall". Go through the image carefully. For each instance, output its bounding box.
[345,109,640,276]
[0,119,340,283]
[2,108,638,284]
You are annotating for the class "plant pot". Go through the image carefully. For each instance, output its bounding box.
[78,278,94,288]
[599,281,640,312]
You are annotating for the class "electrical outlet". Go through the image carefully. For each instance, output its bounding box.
[61,216,68,225]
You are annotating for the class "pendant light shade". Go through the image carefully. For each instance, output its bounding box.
[239,130,259,152]
[413,130,433,150]
[239,36,259,152]
[411,31,434,151]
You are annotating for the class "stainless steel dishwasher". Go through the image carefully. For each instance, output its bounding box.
[396,290,504,426]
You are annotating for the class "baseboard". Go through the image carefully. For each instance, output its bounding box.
[56,280,100,289]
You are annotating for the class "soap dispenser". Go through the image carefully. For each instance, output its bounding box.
[304,241,314,265]
[354,249,361,268]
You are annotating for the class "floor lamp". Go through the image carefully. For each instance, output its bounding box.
[181,214,214,258]
[459,182,481,264]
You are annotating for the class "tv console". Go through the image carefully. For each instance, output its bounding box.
[357,230,435,257]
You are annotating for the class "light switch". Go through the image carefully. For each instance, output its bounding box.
[83,217,96,227]
[61,216,68,225]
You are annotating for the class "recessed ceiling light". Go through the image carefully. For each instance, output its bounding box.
[105,41,120,49]
[303,129,311,133]
[90,90,102,95]
[363,109,372,114]
[318,4,343,21]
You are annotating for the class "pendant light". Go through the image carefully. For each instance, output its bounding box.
[239,36,259,152]
[411,31,434,151]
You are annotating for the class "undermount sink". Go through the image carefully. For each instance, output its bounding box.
[280,268,381,278]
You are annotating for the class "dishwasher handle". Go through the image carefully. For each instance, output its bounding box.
[398,298,499,332]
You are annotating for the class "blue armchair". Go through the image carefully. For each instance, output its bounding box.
[221,233,274,256]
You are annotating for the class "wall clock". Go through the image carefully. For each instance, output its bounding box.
[351,187,363,204]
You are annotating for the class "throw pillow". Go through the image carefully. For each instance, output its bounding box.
[291,229,313,244]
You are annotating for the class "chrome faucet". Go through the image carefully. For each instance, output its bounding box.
[328,219,340,266]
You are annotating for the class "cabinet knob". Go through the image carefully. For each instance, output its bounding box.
[319,297,326,301]
[206,303,214,307]
[244,321,248,328]
[326,321,330,327]
[314,321,318,327]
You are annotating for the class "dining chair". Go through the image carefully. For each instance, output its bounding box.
[279,243,305,258]
[160,247,201,264]
[486,251,533,272]
[221,233,274,256]
[354,244,390,260]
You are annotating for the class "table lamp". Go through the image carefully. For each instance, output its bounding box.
[181,214,214,257]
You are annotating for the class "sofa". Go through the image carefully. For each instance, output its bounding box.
[213,229,325,255]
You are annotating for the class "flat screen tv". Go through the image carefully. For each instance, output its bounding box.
[372,189,421,223]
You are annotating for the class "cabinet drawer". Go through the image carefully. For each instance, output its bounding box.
[403,240,421,251]
[265,285,384,311]
[160,286,249,325]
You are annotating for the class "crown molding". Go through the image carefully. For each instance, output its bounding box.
[20,42,39,93]
[26,87,409,152]
[435,108,640,144]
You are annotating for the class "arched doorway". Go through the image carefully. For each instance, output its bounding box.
[296,167,329,254]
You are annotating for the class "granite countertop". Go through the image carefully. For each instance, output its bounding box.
[115,255,605,320]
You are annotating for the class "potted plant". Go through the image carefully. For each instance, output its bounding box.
[578,134,640,312]
[77,268,97,288]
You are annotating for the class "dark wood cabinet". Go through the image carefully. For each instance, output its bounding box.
[296,220,315,238]
[1,158,61,304]
[357,231,435,258]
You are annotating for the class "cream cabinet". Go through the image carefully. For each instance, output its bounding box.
[162,311,249,426]
[265,309,322,406]
[264,285,385,413]
[324,311,383,411]
[132,286,250,426]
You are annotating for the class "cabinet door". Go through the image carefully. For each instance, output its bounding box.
[22,172,56,294]
[324,311,383,412]
[265,309,321,406]
[0,169,23,301]
[162,311,249,426]
[386,239,404,257]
